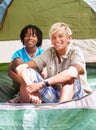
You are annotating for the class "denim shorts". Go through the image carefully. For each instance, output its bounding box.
[27,68,84,103]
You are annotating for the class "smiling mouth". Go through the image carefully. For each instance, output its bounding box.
[55,43,62,47]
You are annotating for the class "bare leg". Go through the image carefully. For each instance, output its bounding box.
[20,83,42,103]
[59,84,74,103]
[20,83,31,103]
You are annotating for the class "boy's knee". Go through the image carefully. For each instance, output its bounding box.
[12,58,24,72]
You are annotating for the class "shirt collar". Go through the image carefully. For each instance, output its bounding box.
[61,43,72,59]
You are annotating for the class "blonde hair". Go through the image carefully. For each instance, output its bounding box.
[49,22,72,39]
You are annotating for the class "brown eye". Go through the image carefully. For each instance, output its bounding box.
[52,36,56,40]
[25,34,30,37]
[58,34,65,38]
[32,34,37,37]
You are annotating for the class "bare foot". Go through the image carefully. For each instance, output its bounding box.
[20,84,42,104]
[30,91,42,104]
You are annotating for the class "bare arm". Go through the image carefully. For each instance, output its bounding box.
[8,62,22,83]
[47,64,84,86]
[26,60,37,68]
[16,60,37,72]
[8,58,26,83]
[16,63,83,86]
[18,64,84,94]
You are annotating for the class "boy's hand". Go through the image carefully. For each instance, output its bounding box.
[26,81,45,94]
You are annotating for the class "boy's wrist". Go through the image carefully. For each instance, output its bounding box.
[43,79,50,87]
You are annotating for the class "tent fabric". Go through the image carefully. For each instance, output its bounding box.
[0,67,96,129]
[0,71,16,102]
[0,39,96,63]
[83,0,96,12]
[0,0,13,29]
[0,0,96,40]
[0,1,96,129]
[0,91,96,129]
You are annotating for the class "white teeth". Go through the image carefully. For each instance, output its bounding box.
[55,43,62,46]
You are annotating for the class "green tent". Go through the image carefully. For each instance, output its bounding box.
[0,0,96,40]
[0,91,96,130]
[0,0,96,129]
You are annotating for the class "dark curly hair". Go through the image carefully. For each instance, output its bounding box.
[20,24,43,47]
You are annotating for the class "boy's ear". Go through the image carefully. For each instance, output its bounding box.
[68,35,72,43]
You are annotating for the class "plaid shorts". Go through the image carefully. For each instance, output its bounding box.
[27,68,84,103]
